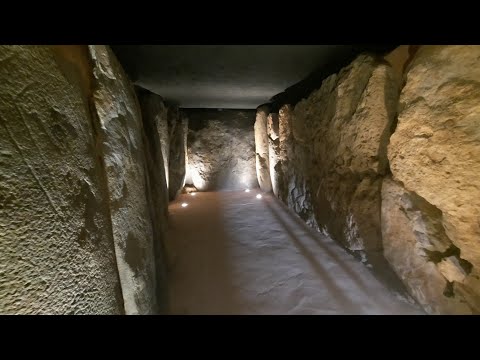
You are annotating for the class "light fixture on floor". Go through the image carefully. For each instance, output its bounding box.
[245,189,250,193]
[181,203,188,207]
[256,194,262,199]
[190,192,196,196]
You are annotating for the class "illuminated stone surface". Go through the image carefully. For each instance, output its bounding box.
[381,177,472,314]
[277,104,295,204]
[280,54,398,255]
[267,113,280,197]
[2,44,480,316]
[385,45,480,314]
[89,45,160,314]
[0,45,123,314]
[136,88,170,312]
[185,109,257,191]
[254,105,272,192]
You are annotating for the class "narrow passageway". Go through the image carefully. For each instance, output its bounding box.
[166,190,424,315]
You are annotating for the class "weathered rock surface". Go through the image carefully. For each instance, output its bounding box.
[136,88,187,202]
[0,45,123,314]
[168,107,188,200]
[185,109,257,191]
[387,45,480,314]
[381,177,473,314]
[89,45,158,314]
[136,89,170,313]
[284,55,399,257]
[267,113,281,197]
[277,105,317,228]
[254,105,272,192]
[277,104,294,203]
[137,88,170,188]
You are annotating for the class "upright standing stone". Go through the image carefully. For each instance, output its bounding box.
[386,45,480,314]
[89,45,158,314]
[278,104,294,202]
[0,45,123,314]
[168,108,188,200]
[267,113,280,197]
[254,105,272,192]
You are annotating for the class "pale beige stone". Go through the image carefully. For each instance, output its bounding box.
[267,113,280,197]
[186,110,256,191]
[254,105,272,192]
[387,45,480,313]
[288,55,398,253]
[381,177,472,314]
[89,45,158,314]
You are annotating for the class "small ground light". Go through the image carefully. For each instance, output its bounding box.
[256,194,262,199]
[245,189,250,193]
[181,203,188,207]
[190,192,196,196]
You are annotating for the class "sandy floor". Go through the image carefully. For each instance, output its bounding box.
[166,190,424,315]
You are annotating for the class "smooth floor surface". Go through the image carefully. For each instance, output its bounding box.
[166,190,424,315]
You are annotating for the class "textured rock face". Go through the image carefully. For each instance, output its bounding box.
[0,45,123,314]
[277,104,293,203]
[136,89,170,312]
[136,88,188,202]
[137,89,170,188]
[285,55,398,256]
[254,105,272,192]
[276,105,317,228]
[89,45,158,314]
[186,109,257,191]
[381,177,472,314]
[267,113,281,197]
[386,45,480,314]
[0,45,172,315]
[250,46,480,313]
[168,107,188,200]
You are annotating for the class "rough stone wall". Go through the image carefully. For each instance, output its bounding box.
[136,89,170,313]
[89,45,160,314]
[168,107,188,200]
[383,45,480,314]
[136,88,188,203]
[0,45,123,314]
[277,105,317,229]
[185,109,257,191]
[267,113,281,197]
[0,45,193,315]
[265,45,480,314]
[136,89,170,189]
[276,54,398,257]
[254,105,272,192]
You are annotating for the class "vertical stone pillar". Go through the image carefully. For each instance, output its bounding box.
[278,104,294,202]
[254,105,272,192]
[267,113,280,197]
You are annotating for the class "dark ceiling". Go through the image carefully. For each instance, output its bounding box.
[111,45,396,110]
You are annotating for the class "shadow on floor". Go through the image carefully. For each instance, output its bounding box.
[166,190,423,314]
[264,194,420,312]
